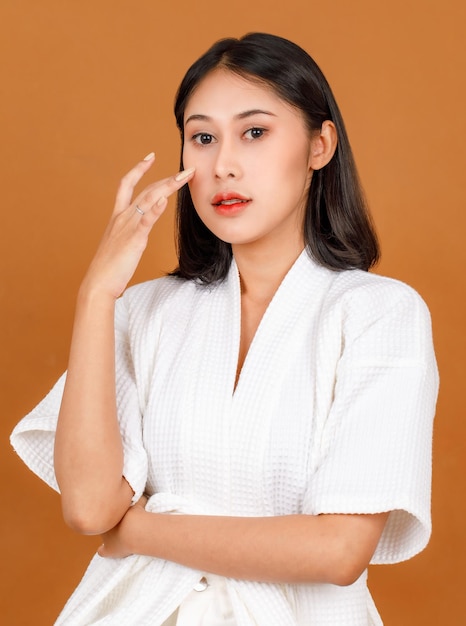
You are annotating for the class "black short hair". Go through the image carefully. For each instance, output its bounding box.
[172,32,380,283]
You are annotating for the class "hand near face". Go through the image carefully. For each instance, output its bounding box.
[81,154,195,300]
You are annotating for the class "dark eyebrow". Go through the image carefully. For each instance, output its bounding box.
[236,109,276,120]
[185,109,276,125]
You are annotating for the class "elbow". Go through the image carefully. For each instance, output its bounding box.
[331,560,367,587]
[62,507,109,536]
[58,479,133,535]
[317,539,371,587]
[64,517,106,536]
[60,498,119,535]
[299,556,367,587]
[326,542,372,586]
[310,513,388,587]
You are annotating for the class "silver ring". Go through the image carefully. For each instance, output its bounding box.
[135,205,144,216]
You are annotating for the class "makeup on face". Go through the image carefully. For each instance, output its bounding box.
[182,69,312,251]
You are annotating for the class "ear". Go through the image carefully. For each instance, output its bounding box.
[308,120,338,170]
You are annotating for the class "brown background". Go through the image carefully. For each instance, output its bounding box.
[1,0,465,624]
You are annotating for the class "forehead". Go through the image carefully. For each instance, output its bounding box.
[184,68,301,124]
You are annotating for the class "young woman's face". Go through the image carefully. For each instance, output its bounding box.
[182,69,314,253]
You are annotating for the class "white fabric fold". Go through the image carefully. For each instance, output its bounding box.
[10,251,438,625]
[55,493,301,626]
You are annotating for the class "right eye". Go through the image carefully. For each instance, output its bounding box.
[192,133,215,145]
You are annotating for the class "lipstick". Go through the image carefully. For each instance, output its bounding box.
[211,191,251,216]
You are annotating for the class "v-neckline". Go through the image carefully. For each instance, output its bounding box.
[233,292,274,393]
[230,249,310,398]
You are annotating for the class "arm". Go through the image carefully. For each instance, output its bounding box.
[54,155,195,535]
[100,504,389,586]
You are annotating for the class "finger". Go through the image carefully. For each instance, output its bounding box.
[130,196,168,229]
[114,152,156,214]
[131,167,195,217]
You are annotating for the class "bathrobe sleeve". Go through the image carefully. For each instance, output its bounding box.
[302,278,439,564]
[10,296,148,504]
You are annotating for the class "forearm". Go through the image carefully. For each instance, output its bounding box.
[52,157,195,534]
[54,287,131,534]
[53,159,195,534]
[120,510,388,586]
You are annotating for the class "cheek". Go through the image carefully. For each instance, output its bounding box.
[182,140,205,170]
[187,176,207,213]
[183,146,209,185]
[283,148,313,191]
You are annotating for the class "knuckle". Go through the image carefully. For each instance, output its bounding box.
[120,165,142,188]
[144,190,158,205]
[119,173,131,189]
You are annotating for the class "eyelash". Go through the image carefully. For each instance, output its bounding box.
[191,127,267,145]
[244,127,266,140]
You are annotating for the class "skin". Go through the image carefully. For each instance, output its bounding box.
[183,69,315,253]
[54,159,196,532]
[54,69,389,587]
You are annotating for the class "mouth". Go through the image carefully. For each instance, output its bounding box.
[211,192,251,215]
[215,198,248,206]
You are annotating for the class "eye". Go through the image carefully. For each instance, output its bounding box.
[192,133,216,145]
[244,127,266,140]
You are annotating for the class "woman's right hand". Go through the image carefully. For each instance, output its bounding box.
[56,155,195,534]
[81,153,195,300]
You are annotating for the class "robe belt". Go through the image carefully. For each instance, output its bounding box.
[144,492,222,516]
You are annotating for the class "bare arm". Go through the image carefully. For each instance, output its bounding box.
[54,155,195,535]
[100,504,389,586]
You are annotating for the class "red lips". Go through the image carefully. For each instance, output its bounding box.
[211,191,250,205]
[211,191,251,215]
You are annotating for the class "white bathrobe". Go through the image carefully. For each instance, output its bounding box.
[10,251,439,625]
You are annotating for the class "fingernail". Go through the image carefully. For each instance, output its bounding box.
[143,152,155,161]
[174,167,195,181]
[156,196,167,207]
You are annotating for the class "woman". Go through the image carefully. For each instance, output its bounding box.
[11,33,438,625]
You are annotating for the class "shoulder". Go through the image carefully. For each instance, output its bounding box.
[124,274,199,307]
[328,268,432,327]
[114,275,202,334]
[320,269,435,364]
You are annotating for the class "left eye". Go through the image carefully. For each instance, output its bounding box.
[244,127,265,139]
[193,133,215,145]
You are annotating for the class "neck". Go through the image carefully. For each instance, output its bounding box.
[232,241,305,304]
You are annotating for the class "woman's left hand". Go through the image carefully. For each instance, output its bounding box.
[98,494,148,558]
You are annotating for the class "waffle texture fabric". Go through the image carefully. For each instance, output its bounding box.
[11,250,439,625]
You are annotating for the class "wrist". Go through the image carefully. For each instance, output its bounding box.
[124,506,150,556]
[77,280,119,309]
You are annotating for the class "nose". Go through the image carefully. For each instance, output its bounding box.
[213,139,242,180]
